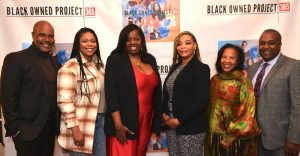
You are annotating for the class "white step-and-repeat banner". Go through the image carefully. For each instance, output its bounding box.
[1,0,299,156]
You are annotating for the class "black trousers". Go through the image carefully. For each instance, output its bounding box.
[12,123,55,156]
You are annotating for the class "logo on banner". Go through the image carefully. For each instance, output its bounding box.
[157,64,172,75]
[85,7,96,16]
[6,6,96,17]
[206,1,291,15]
[278,2,290,12]
[122,0,180,42]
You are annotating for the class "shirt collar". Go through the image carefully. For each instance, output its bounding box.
[80,53,98,65]
[31,44,51,58]
[261,52,281,67]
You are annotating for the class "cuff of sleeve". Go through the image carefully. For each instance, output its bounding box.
[176,114,186,125]
[63,112,80,128]
[288,129,300,144]
[66,118,80,128]
[109,106,120,113]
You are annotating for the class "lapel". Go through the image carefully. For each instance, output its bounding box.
[167,56,195,93]
[121,53,138,101]
[175,56,195,83]
[260,55,285,93]
[249,60,262,81]
[165,56,196,83]
[164,63,180,86]
[165,64,178,78]
[176,60,193,80]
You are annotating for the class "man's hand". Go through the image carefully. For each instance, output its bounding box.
[285,142,300,156]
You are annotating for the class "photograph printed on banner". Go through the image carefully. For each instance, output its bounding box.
[147,131,168,152]
[122,0,180,42]
[218,40,261,76]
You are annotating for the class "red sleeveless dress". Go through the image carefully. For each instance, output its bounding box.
[106,64,159,156]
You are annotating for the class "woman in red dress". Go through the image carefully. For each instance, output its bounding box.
[105,24,162,156]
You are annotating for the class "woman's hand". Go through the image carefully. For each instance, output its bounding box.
[71,126,85,147]
[167,118,180,129]
[162,113,171,125]
[111,111,134,145]
[115,124,134,145]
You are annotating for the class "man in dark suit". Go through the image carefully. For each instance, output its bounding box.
[0,20,60,156]
[248,29,300,156]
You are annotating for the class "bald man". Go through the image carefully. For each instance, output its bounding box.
[1,20,60,156]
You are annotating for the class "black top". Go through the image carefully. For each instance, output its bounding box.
[32,46,58,116]
[163,56,210,135]
[104,52,162,139]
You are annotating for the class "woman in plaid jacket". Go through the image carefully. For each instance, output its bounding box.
[57,28,106,156]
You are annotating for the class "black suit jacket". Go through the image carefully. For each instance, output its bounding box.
[163,56,210,135]
[104,52,162,140]
[0,45,60,141]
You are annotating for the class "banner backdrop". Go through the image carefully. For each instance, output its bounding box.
[1,0,299,156]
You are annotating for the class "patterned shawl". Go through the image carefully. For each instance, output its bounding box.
[208,70,260,144]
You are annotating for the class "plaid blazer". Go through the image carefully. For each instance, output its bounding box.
[57,57,104,154]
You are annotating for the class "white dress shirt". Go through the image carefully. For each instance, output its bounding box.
[252,53,281,89]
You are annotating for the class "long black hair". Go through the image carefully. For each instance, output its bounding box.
[70,27,103,98]
[215,43,244,73]
[111,24,149,63]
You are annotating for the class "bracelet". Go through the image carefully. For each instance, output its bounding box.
[115,125,123,130]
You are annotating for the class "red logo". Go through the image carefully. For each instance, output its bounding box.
[279,2,290,12]
[85,7,95,16]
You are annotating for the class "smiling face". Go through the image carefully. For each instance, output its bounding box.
[176,34,196,62]
[32,21,55,53]
[259,31,281,62]
[242,41,249,52]
[220,47,239,73]
[79,32,97,61]
[126,29,142,55]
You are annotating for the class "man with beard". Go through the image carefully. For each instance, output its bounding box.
[248,29,300,156]
[0,20,60,156]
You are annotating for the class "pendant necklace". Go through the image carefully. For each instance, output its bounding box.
[130,56,146,74]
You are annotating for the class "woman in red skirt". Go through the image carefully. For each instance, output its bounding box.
[104,24,162,156]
